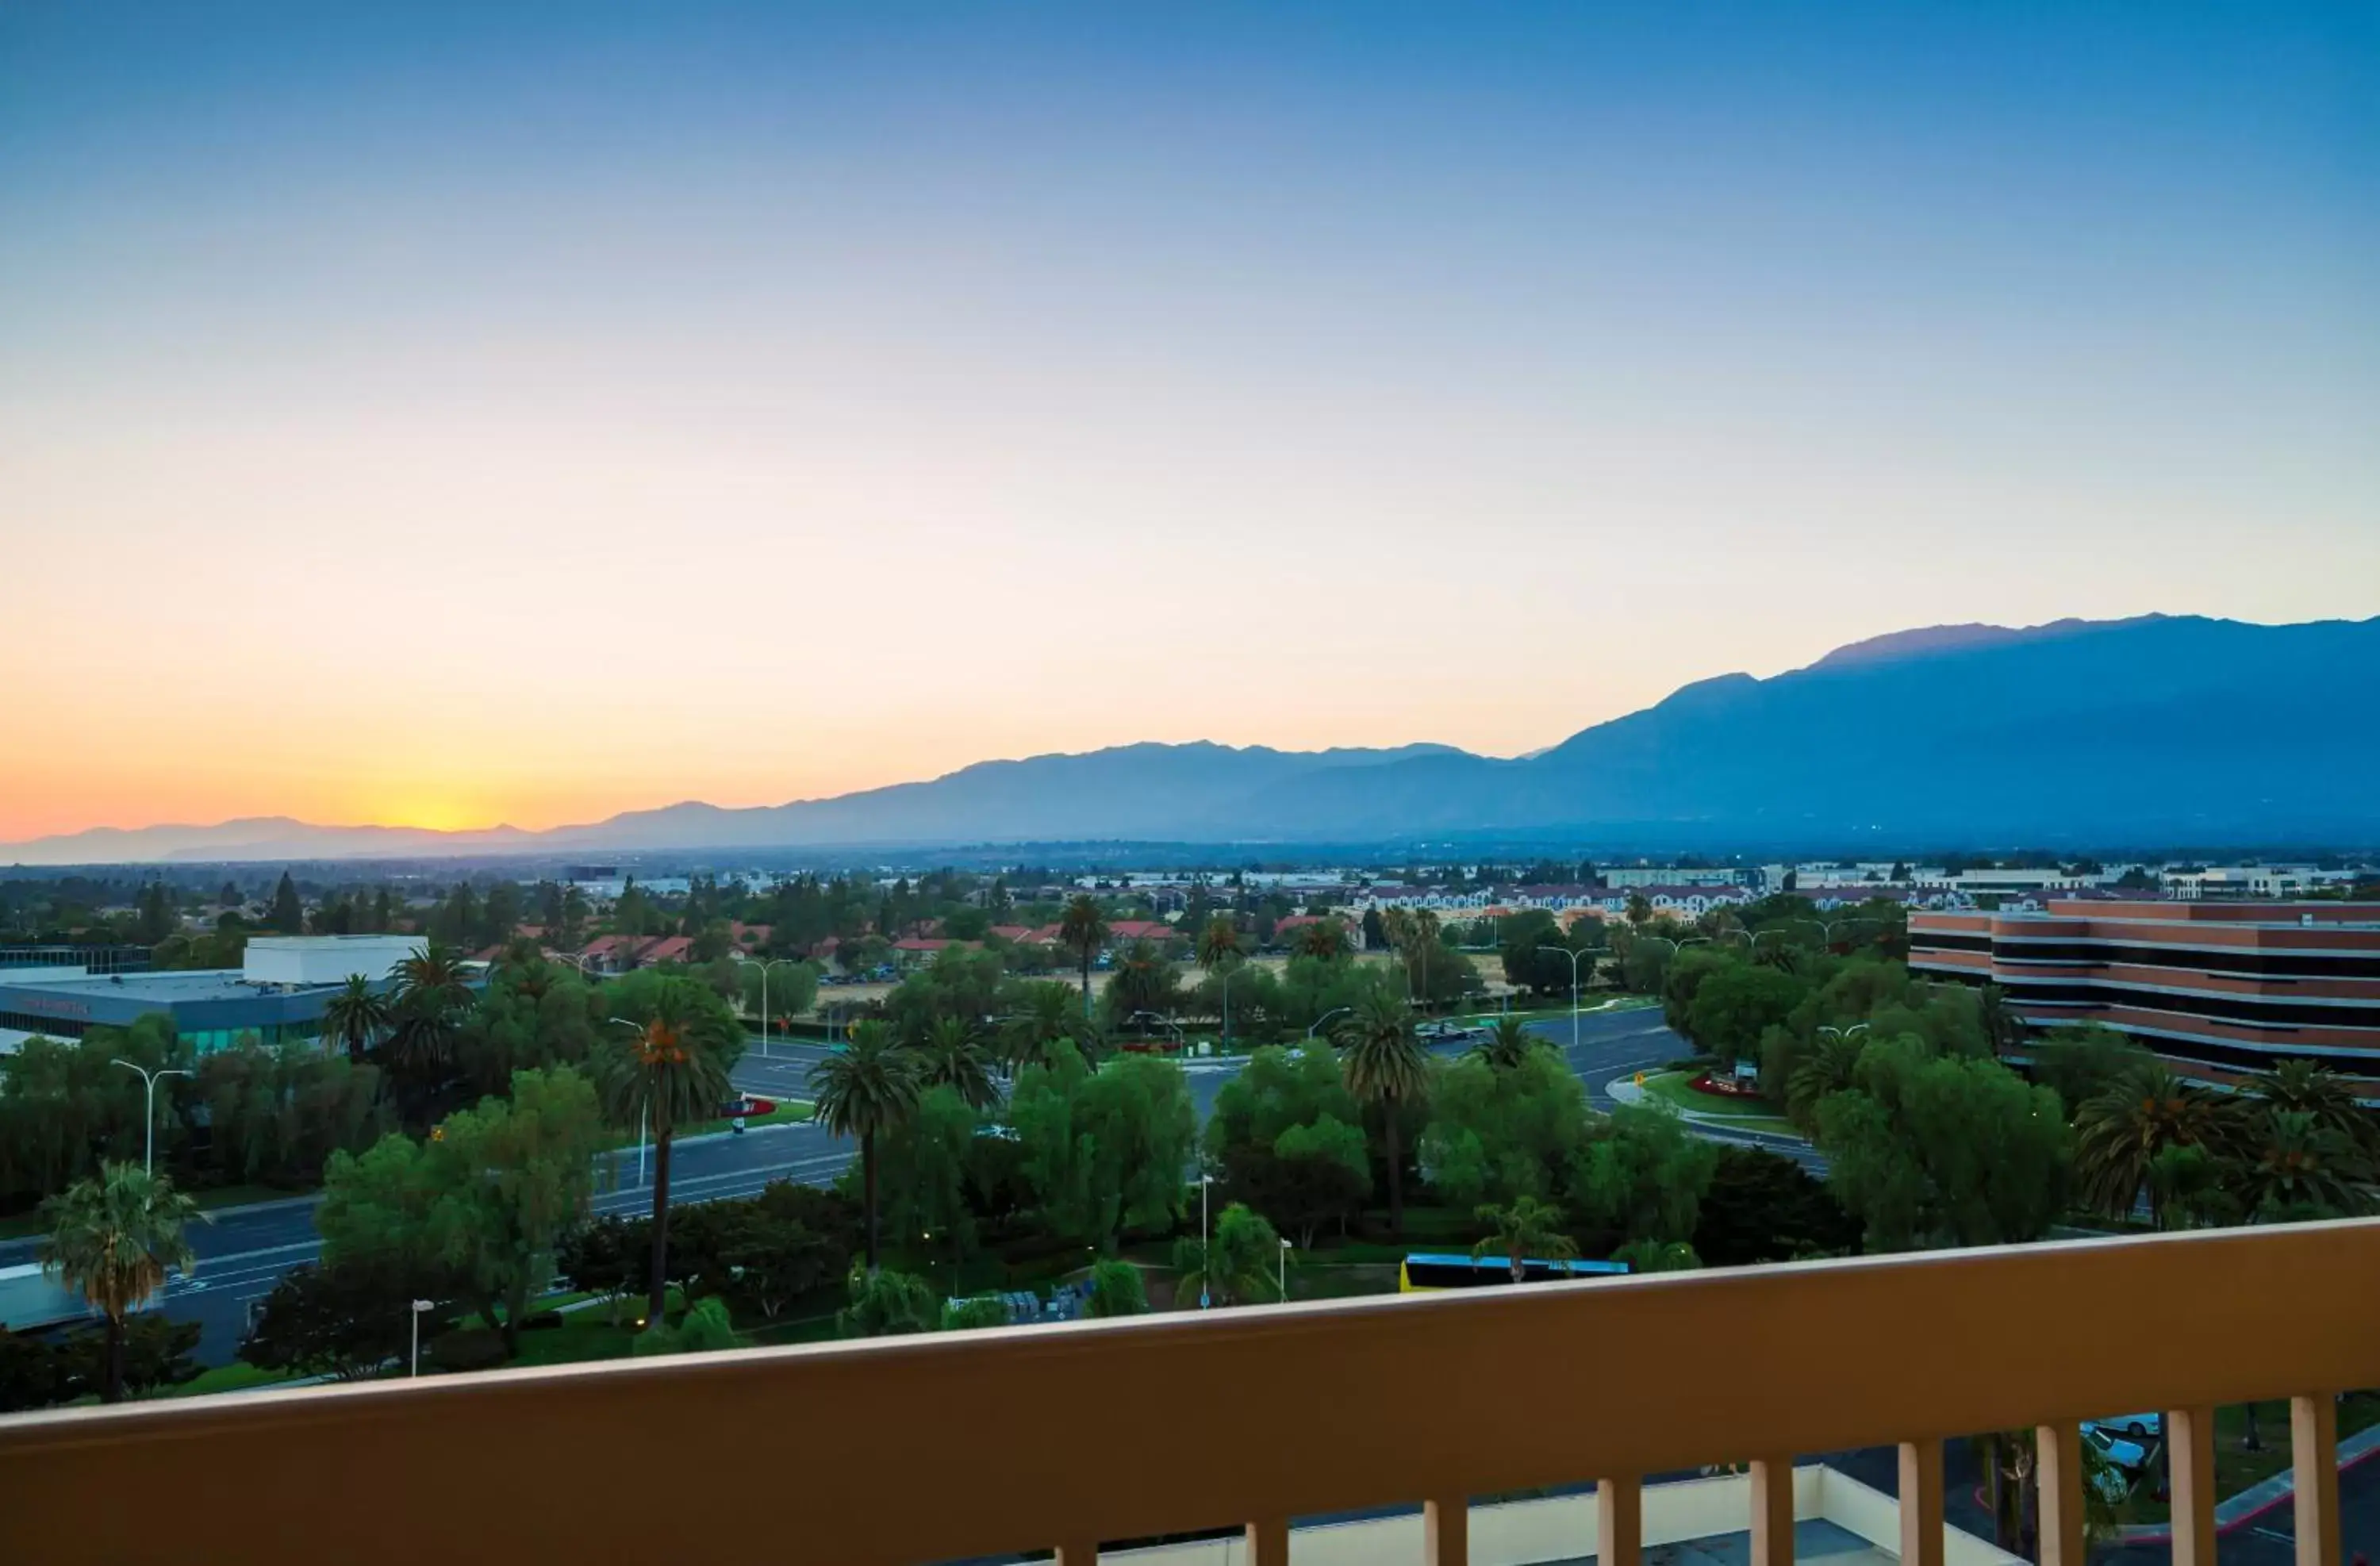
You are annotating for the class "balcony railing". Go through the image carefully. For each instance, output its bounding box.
[4,1219,2375,1564]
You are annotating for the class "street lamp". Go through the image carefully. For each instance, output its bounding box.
[409,1299,435,1376]
[112,1059,193,1177]
[609,1016,651,1185]
[1818,1023,1871,1043]
[1277,1237,1292,1303]
[1535,944,1584,1056]
[1199,1173,1216,1310]
[744,956,793,1058]
[1307,1006,1352,1041]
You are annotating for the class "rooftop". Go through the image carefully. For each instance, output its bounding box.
[0,967,294,1001]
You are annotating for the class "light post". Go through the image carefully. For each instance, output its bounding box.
[1277,1237,1292,1303]
[609,1016,650,1184]
[745,957,792,1058]
[1536,943,1584,1056]
[1818,1022,1871,1044]
[409,1299,435,1376]
[1307,1006,1352,1041]
[1128,1011,1184,1053]
[112,1059,192,1177]
[1199,1173,1216,1310]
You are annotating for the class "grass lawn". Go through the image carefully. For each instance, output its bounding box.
[156,1361,302,1399]
[508,1317,644,1368]
[1639,1071,1798,1134]
[2116,1395,2380,1524]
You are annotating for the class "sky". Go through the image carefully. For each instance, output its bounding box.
[2,2,2374,842]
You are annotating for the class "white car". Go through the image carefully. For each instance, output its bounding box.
[2085,1412,2163,1442]
[2082,1423,2150,1476]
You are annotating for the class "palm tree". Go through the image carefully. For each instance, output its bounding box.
[1196,915,1244,1048]
[319,973,391,1069]
[2247,1060,2371,1150]
[808,1020,923,1272]
[1003,981,1078,1073]
[1785,1031,1867,1131]
[2241,1110,2373,1218]
[1336,989,1430,1237]
[2072,1063,2229,1222]
[1296,919,1348,961]
[385,938,474,1079]
[1625,892,1653,929]
[38,1163,200,1402]
[1058,896,1108,1021]
[1467,1016,1540,1072]
[1472,1196,1576,1284]
[593,977,736,1326]
[910,1016,998,1111]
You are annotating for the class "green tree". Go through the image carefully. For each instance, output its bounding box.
[592,977,739,1326]
[808,1019,923,1271]
[939,1294,1010,1332]
[384,940,474,1109]
[1683,961,1806,1069]
[269,870,305,935]
[1084,1257,1150,1318]
[38,1163,202,1401]
[1196,915,1245,1046]
[1692,1146,1860,1265]
[1003,980,1084,1072]
[2246,1059,2372,1150]
[1571,1103,1719,1249]
[838,1266,938,1337]
[2240,1110,2371,1217]
[321,1066,608,1357]
[2026,1023,2152,1115]
[1058,895,1108,1020]
[1337,989,1431,1236]
[1471,1195,1577,1283]
[1173,1202,1283,1307]
[240,1261,436,1381]
[1421,1048,1592,1209]
[1611,1238,1702,1272]
[1294,919,1349,960]
[321,973,393,1069]
[862,1084,983,1260]
[1011,1044,1196,1253]
[1818,1036,2071,1251]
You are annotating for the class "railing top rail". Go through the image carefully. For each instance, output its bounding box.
[6,1219,2379,1564]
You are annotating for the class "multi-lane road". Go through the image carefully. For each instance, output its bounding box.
[2,1006,1798,1364]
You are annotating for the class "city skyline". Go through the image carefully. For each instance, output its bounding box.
[4,2,2374,839]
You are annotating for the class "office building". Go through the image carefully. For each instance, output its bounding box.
[0,935,425,1056]
[1910,900,2380,1083]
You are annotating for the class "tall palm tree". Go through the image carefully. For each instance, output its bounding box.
[1467,1016,1540,1072]
[1296,919,1348,961]
[319,973,391,1069]
[1471,1196,1576,1284]
[1785,1031,1867,1131]
[1336,989,1430,1237]
[385,939,474,1078]
[1196,915,1244,1047]
[1058,896,1108,1021]
[38,1163,200,1402]
[593,976,736,1326]
[910,1016,998,1111]
[2072,1063,2229,1222]
[809,1020,923,1272]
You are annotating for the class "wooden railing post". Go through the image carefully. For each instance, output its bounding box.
[2169,1406,2218,1566]
[2034,1422,2085,1566]
[1424,1495,1468,1566]
[1898,1439,1944,1566]
[2293,1393,2340,1566]
[1599,1476,1643,1566]
[1751,1457,1796,1566]
[1246,1514,1289,1566]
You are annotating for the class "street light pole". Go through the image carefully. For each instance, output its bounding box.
[1536,944,1583,1056]
[747,957,789,1059]
[1278,1237,1291,1303]
[1307,1006,1352,1041]
[1200,1173,1215,1310]
[112,1059,193,1178]
[409,1299,434,1376]
[608,1016,650,1184]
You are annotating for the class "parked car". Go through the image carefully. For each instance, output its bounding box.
[2084,1412,2162,1442]
[2082,1423,2151,1477]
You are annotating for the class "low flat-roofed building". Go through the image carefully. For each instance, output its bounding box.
[1911,898,2380,1084]
[0,935,425,1056]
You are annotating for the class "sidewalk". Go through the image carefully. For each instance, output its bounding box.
[2115,1416,2380,1542]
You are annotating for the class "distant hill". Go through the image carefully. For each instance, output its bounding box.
[1231,614,2380,844]
[6,616,2374,864]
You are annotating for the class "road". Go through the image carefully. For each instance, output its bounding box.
[6,1008,1806,1365]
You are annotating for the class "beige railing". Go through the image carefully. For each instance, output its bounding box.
[3,1219,2374,1564]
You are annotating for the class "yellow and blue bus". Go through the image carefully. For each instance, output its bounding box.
[1399,1253,1631,1291]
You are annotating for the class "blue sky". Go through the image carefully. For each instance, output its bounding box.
[2,2,2374,836]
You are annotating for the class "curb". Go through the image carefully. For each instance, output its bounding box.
[2113,1418,2380,1542]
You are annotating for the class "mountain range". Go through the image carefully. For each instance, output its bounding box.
[7,614,2375,865]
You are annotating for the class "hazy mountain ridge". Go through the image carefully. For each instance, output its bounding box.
[6,616,2374,864]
